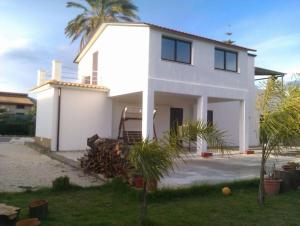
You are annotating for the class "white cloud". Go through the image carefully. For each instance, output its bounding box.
[0,36,31,55]
[253,34,300,52]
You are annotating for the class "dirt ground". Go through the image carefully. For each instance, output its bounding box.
[0,139,103,192]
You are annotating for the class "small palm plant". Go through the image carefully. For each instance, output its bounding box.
[65,0,139,47]
[129,140,172,224]
[257,78,300,205]
[129,121,226,225]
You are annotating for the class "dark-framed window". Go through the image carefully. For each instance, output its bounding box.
[214,48,238,72]
[161,36,191,64]
[16,104,25,109]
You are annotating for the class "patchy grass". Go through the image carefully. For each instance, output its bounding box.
[1,179,300,226]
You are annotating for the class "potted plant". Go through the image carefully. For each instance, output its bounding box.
[133,173,144,189]
[257,78,300,205]
[264,164,282,196]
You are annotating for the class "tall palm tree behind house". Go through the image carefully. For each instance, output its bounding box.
[65,0,139,49]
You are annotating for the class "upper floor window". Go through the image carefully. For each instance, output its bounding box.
[92,51,98,85]
[16,104,25,109]
[214,48,238,72]
[161,36,191,64]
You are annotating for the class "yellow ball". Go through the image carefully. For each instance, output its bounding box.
[222,187,231,196]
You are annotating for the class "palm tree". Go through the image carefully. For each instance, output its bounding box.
[65,0,139,47]
[257,78,300,205]
[129,121,226,225]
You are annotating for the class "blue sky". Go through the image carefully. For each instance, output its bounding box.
[0,0,299,93]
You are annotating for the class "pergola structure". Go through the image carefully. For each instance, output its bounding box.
[255,67,285,82]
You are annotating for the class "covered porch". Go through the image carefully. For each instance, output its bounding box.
[111,90,250,153]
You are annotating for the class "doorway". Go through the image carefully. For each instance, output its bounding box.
[170,108,183,133]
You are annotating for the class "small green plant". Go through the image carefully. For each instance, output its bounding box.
[52,176,71,191]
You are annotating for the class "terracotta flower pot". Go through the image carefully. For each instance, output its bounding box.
[245,150,255,155]
[133,176,157,191]
[134,175,144,188]
[16,218,41,226]
[28,200,48,220]
[264,179,282,196]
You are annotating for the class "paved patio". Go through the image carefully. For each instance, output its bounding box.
[159,153,300,187]
[55,148,300,187]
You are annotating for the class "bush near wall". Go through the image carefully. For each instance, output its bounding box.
[0,114,35,136]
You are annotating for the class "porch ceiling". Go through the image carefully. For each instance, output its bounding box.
[208,97,240,103]
[112,91,240,105]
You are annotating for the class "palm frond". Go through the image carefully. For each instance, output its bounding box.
[65,0,139,45]
[66,1,88,11]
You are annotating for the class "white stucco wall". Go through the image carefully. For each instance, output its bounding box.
[35,88,55,139]
[148,29,252,91]
[34,86,113,151]
[78,24,150,96]
[73,24,258,149]
[58,88,112,151]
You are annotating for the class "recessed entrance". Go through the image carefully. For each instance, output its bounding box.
[170,107,183,133]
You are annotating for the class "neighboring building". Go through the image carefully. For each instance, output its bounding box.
[0,92,34,115]
[31,22,260,152]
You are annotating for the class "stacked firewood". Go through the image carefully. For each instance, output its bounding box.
[80,135,131,178]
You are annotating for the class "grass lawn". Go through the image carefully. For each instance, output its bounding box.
[1,179,300,226]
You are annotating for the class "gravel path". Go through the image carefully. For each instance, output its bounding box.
[0,142,103,192]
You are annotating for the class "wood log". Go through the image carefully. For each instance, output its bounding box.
[80,135,131,179]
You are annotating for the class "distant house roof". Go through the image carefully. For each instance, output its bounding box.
[30,80,109,92]
[74,22,256,63]
[255,67,285,76]
[0,92,34,106]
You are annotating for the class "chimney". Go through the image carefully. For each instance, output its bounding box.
[37,69,46,86]
[51,60,62,81]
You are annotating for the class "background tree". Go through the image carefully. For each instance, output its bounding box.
[129,121,226,225]
[65,0,139,48]
[257,78,300,205]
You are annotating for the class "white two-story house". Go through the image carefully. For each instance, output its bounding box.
[31,22,259,153]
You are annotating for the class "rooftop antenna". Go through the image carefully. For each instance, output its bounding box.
[224,24,235,45]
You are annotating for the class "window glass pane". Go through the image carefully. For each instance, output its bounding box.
[226,52,237,71]
[176,41,191,63]
[215,49,224,69]
[161,38,175,60]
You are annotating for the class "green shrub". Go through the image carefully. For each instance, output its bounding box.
[52,176,71,191]
[0,114,35,135]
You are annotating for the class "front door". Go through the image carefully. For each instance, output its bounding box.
[170,108,183,133]
[207,110,213,126]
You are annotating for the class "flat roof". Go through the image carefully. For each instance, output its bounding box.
[74,22,256,63]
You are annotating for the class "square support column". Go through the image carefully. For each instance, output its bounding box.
[239,99,249,153]
[196,95,208,154]
[142,87,154,140]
